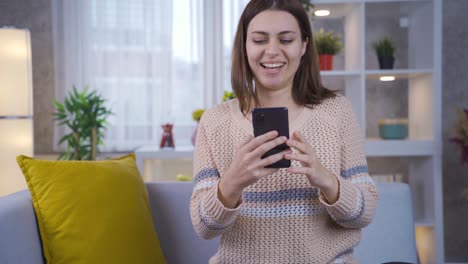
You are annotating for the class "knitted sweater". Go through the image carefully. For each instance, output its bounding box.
[190,95,378,264]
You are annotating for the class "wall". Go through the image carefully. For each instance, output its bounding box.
[0,0,55,154]
[442,0,468,261]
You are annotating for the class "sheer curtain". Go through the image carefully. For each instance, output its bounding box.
[53,0,249,152]
[223,0,251,91]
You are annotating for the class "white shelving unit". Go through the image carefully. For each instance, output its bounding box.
[312,0,442,263]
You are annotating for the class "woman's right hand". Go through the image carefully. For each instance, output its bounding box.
[218,131,290,208]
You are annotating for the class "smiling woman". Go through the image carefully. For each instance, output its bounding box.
[246,10,306,97]
[189,0,378,263]
[231,0,337,115]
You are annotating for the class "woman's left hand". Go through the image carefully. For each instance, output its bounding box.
[285,131,340,204]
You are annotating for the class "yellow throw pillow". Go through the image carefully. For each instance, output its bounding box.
[16,154,166,264]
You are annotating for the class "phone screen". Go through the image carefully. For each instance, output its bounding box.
[252,107,291,168]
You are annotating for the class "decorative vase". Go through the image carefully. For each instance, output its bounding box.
[191,123,198,146]
[319,54,334,71]
[160,123,175,149]
[378,56,395,69]
[378,118,408,140]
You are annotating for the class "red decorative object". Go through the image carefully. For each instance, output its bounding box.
[160,123,175,149]
[319,54,334,71]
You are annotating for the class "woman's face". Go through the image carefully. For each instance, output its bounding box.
[246,10,306,92]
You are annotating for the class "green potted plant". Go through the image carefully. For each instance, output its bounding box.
[192,109,205,123]
[373,37,396,69]
[53,86,113,160]
[222,91,236,102]
[314,28,342,71]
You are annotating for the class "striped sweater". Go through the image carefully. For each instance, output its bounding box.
[190,95,378,264]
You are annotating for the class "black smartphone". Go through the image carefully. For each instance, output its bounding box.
[252,107,291,168]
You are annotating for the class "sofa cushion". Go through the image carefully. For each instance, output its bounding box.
[16,154,166,264]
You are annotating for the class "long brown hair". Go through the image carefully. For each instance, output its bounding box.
[231,0,337,113]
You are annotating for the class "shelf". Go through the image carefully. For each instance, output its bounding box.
[320,70,360,77]
[365,139,434,156]
[135,145,194,160]
[415,219,435,227]
[365,69,433,79]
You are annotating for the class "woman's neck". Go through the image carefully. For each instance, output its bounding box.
[246,85,304,123]
[254,85,301,112]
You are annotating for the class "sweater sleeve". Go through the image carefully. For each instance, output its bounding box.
[189,117,242,240]
[319,97,378,229]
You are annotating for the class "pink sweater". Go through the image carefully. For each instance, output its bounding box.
[190,95,378,263]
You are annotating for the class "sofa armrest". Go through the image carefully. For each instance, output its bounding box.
[355,182,418,264]
[146,182,220,264]
[0,190,44,264]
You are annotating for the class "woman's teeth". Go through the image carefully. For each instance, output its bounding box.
[261,63,285,69]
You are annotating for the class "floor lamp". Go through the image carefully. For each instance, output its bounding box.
[0,27,34,197]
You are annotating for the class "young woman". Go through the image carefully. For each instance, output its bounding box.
[190,0,378,263]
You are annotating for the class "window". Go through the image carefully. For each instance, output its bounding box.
[53,0,249,151]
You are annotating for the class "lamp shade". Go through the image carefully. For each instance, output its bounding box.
[0,28,33,196]
[0,28,33,116]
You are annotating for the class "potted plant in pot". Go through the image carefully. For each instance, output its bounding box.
[373,37,396,69]
[53,86,113,160]
[314,28,342,71]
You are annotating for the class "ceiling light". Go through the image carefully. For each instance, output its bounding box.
[314,10,330,17]
[380,76,396,82]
